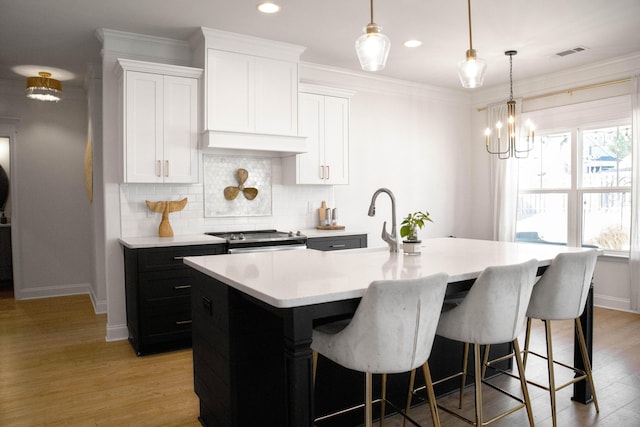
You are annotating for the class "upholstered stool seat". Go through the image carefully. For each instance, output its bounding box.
[410,259,539,426]
[311,273,449,427]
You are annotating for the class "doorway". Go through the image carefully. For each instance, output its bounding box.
[0,136,12,292]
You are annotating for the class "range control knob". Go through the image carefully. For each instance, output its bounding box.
[229,234,237,241]
[239,233,245,240]
[296,230,302,236]
[288,231,294,237]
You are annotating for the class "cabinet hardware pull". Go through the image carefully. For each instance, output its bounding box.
[320,165,324,179]
[326,165,330,180]
[173,256,185,260]
[174,284,191,290]
[175,320,192,325]
[156,160,161,177]
[165,160,169,177]
[330,244,346,248]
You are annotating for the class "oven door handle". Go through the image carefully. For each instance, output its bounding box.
[228,244,307,254]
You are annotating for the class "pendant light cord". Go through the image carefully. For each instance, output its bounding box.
[370,0,375,23]
[509,52,514,101]
[467,0,473,50]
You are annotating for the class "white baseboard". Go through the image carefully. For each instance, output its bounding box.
[89,291,108,314]
[594,293,634,312]
[14,282,91,300]
[106,323,129,342]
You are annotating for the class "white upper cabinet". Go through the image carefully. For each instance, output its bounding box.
[282,86,353,185]
[193,28,307,156]
[117,59,202,183]
[206,50,298,136]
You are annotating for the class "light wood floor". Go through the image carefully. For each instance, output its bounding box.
[1,289,640,426]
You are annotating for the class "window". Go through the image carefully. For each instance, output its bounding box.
[516,123,632,253]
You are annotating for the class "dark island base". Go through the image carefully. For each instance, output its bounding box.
[191,268,594,427]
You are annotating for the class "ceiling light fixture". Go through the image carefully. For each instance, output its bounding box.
[485,51,535,159]
[355,0,390,72]
[257,2,280,14]
[25,71,62,102]
[403,39,422,48]
[457,0,486,88]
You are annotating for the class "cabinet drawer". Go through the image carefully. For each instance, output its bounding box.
[307,235,367,251]
[137,244,225,272]
[140,270,194,301]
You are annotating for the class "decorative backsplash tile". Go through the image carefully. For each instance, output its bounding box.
[203,155,272,217]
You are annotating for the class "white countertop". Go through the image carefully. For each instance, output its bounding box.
[119,234,226,249]
[300,228,367,238]
[184,237,595,309]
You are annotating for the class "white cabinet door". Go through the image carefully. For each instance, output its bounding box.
[255,57,298,136]
[125,71,163,183]
[206,49,253,133]
[323,96,349,185]
[163,75,199,183]
[296,93,324,184]
[123,70,199,184]
[206,50,298,136]
[284,93,349,185]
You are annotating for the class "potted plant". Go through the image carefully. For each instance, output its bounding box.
[400,210,433,254]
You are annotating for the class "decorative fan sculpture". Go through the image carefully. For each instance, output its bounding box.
[224,168,258,201]
[145,197,188,237]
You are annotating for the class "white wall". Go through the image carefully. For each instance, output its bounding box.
[0,79,93,301]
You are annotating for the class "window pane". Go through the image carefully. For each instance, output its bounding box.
[582,192,631,250]
[581,125,632,188]
[516,193,568,245]
[518,133,571,189]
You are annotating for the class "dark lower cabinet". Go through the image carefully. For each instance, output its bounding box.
[123,243,225,355]
[307,234,367,251]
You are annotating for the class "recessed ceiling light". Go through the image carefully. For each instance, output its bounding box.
[403,40,423,48]
[257,2,280,14]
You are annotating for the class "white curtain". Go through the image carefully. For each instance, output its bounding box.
[488,101,520,242]
[630,76,640,311]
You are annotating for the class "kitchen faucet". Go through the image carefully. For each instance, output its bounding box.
[367,188,398,253]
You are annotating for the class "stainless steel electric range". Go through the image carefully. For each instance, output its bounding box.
[205,229,307,254]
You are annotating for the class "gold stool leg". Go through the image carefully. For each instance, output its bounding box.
[460,342,469,409]
[513,338,535,427]
[576,318,600,412]
[473,343,483,426]
[422,362,442,427]
[481,344,491,379]
[380,373,387,427]
[403,369,417,427]
[544,320,558,427]
[365,372,373,427]
[523,318,533,368]
[312,351,318,386]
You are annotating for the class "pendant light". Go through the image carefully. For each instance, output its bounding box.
[25,71,63,102]
[457,0,486,88]
[355,0,390,72]
[485,51,535,159]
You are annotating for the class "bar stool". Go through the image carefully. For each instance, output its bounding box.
[412,259,539,426]
[522,249,599,427]
[311,273,449,427]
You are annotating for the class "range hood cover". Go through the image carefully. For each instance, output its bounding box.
[201,130,308,158]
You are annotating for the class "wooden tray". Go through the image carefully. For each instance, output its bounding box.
[316,225,345,230]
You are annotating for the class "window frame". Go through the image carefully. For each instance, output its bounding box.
[516,119,632,255]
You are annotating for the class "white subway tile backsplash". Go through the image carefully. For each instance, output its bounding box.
[119,156,337,238]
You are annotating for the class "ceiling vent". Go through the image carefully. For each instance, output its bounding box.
[555,46,589,57]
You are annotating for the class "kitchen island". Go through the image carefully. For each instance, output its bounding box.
[184,238,597,427]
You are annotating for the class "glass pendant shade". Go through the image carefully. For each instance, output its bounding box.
[355,23,390,72]
[25,71,63,102]
[457,48,487,88]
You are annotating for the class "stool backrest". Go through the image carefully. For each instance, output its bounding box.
[527,249,598,320]
[336,273,449,374]
[437,259,539,345]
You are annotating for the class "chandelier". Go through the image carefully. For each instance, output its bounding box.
[25,71,63,102]
[457,0,486,88]
[485,51,535,159]
[355,0,391,72]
